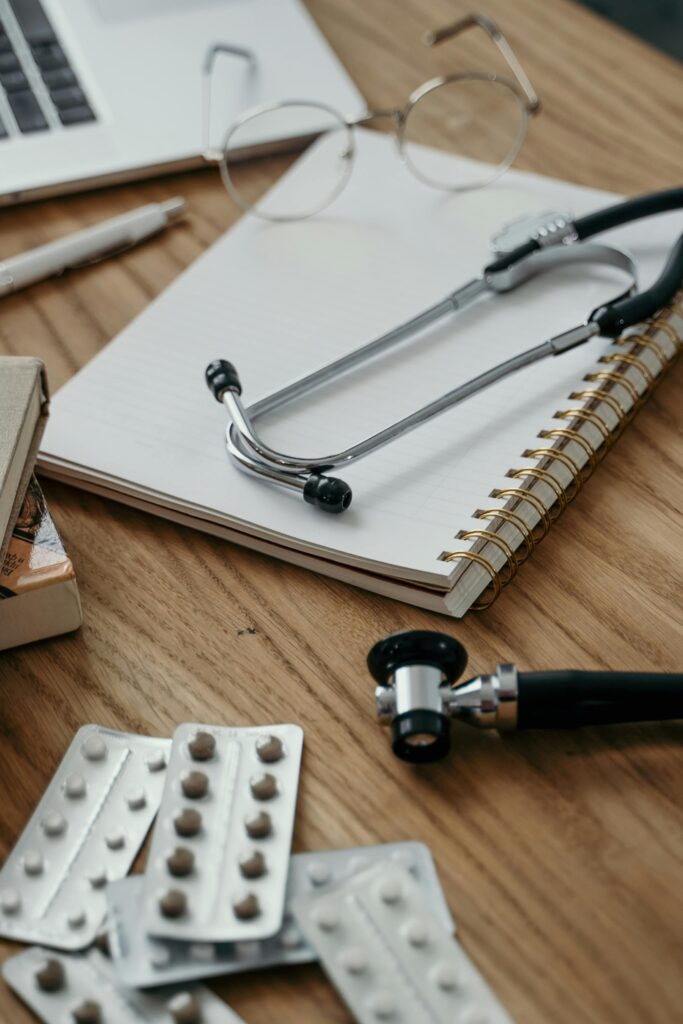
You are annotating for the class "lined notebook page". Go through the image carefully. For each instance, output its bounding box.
[40,129,683,587]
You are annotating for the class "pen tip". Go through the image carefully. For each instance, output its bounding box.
[161,197,187,221]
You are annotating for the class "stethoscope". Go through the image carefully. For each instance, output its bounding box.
[206,187,683,512]
[370,630,683,763]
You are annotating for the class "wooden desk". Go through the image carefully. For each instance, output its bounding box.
[2,1,683,1021]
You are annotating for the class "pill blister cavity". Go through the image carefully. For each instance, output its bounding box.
[249,772,278,800]
[431,962,460,992]
[404,918,430,948]
[160,888,188,919]
[105,828,126,851]
[188,731,216,762]
[72,999,102,1023]
[244,810,271,839]
[42,812,67,838]
[366,991,397,1020]
[390,849,417,874]
[146,750,167,772]
[232,892,260,920]
[189,942,216,962]
[64,774,87,799]
[255,735,283,763]
[168,991,203,1024]
[181,771,209,800]
[23,851,44,877]
[151,945,173,969]
[0,889,21,915]
[279,923,304,949]
[313,904,339,932]
[34,957,65,992]
[88,868,108,890]
[82,735,107,762]
[239,850,266,879]
[378,878,402,904]
[167,847,195,878]
[174,808,202,837]
[68,909,87,929]
[348,856,369,874]
[461,1006,490,1024]
[338,946,367,975]
[306,860,332,887]
[126,788,147,810]
[235,939,261,960]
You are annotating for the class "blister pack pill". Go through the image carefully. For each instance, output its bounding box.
[0,725,170,950]
[108,842,454,988]
[2,946,246,1024]
[142,723,303,942]
[292,861,514,1024]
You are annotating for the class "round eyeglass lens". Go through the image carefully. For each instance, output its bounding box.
[400,75,528,191]
[220,101,354,221]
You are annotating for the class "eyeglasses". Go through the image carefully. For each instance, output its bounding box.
[202,14,541,222]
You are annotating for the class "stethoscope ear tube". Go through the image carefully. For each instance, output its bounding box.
[574,187,683,239]
[517,669,683,729]
[590,232,683,337]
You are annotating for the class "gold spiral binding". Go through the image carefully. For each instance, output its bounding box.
[456,528,518,584]
[439,300,682,613]
[522,447,583,501]
[505,467,567,518]
[583,370,641,411]
[553,407,613,447]
[616,333,668,369]
[538,427,598,471]
[473,507,535,563]
[442,548,502,610]
[569,388,627,424]
[490,487,551,538]
[598,352,655,389]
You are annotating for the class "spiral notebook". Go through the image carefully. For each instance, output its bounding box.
[38,129,683,617]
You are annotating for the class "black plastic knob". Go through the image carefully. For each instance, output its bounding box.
[205,359,242,400]
[303,474,352,513]
[391,710,451,764]
[367,630,468,687]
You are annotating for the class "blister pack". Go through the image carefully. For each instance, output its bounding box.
[0,725,170,950]
[108,842,454,988]
[292,861,513,1024]
[143,723,304,942]
[2,946,245,1024]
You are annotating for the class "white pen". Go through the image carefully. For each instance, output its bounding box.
[0,197,187,296]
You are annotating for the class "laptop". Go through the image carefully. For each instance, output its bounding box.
[0,0,363,204]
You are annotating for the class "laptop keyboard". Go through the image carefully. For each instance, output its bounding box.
[0,0,96,138]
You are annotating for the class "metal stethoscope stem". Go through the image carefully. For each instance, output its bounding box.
[207,188,683,512]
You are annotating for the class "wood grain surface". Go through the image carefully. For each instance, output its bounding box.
[2,1,683,1021]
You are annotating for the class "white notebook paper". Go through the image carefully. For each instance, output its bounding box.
[38,129,683,615]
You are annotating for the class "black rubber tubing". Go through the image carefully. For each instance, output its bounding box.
[517,670,683,729]
[574,187,683,240]
[590,232,683,337]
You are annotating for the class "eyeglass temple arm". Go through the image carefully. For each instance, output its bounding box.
[423,13,541,114]
[202,44,258,163]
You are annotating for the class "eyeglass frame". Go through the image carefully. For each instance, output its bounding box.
[202,13,541,219]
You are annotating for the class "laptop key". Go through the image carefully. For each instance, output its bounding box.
[9,0,57,45]
[0,32,13,53]
[0,50,20,72]
[7,88,47,132]
[50,84,89,110]
[1,68,29,92]
[30,41,66,71]
[42,66,76,90]
[58,103,95,126]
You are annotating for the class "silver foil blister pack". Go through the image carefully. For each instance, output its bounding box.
[143,723,304,942]
[293,861,513,1024]
[108,842,454,988]
[0,725,170,950]
[2,946,245,1023]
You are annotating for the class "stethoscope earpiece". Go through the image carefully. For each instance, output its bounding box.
[371,629,683,765]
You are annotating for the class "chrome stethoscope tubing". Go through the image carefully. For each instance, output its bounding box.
[207,188,683,512]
